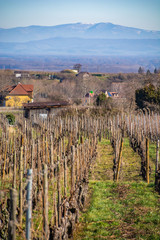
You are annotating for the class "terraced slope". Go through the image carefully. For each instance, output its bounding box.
[74,139,160,240]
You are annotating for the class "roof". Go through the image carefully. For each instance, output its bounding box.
[100,90,118,97]
[1,83,33,96]
[14,71,30,74]
[108,92,112,97]
[109,92,118,96]
[21,85,33,92]
[23,101,70,109]
[77,72,90,78]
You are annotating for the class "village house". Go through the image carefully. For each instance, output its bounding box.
[0,83,34,107]
[77,72,91,80]
[83,89,119,105]
[101,90,118,98]
[109,92,119,97]
[14,71,30,78]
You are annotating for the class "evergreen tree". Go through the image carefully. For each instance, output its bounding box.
[138,66,144,74]
[154,68,158,74]
[146,69,151,76]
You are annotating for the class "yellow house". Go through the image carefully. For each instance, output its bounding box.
[1,83,33,107]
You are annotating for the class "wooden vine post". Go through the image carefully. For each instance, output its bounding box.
[155,139,159,186]
[71,146,75,195]
[23,120,27,174]
[50,134,54,168]
[2,140,7,180]
[113,140,118,181]
[26,169,32,240]
[37,139,40,197]
[31,141,34,170]
[8,188,17,240]
[19,146,23,226]
[57,156,62,227]
[63,155,67,219]
[146,138,150,184]
[115,132,124,182]
[13,151,16,189]
[54,178,58,228]
[64,156,67,198]
[43,164,49,240]
[155,139,159,173]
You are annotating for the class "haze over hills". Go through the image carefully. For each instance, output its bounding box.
[0,22,160,42]
[0,38,159,56]
[0,23,160,72]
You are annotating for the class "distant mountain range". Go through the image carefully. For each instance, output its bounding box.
[1,23,160,42]
[0,23,160,56]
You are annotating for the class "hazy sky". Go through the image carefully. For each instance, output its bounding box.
[0,0,160,30]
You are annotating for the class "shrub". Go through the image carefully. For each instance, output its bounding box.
[6,113,15,125]
[92,74,103,77]
[96,93,107,106]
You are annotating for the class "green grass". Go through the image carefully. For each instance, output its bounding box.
[149,142,157,162]
[121,138,142,182]
[95,74,110,81]
[76,181,160,240]
[74,138,160,240]
[149,142,158,181]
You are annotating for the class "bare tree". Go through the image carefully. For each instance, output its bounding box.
[73,64,82,73]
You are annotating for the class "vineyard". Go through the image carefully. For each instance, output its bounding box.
[0,110,160,239]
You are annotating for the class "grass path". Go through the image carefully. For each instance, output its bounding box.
[118,138,142,182]
[74,139,160,240]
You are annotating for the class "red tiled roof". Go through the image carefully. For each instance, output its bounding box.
[9,84,28,95]
[1,83,33,96]
[21,85,33,92]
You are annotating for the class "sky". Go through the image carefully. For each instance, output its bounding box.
[0,0,160,30]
